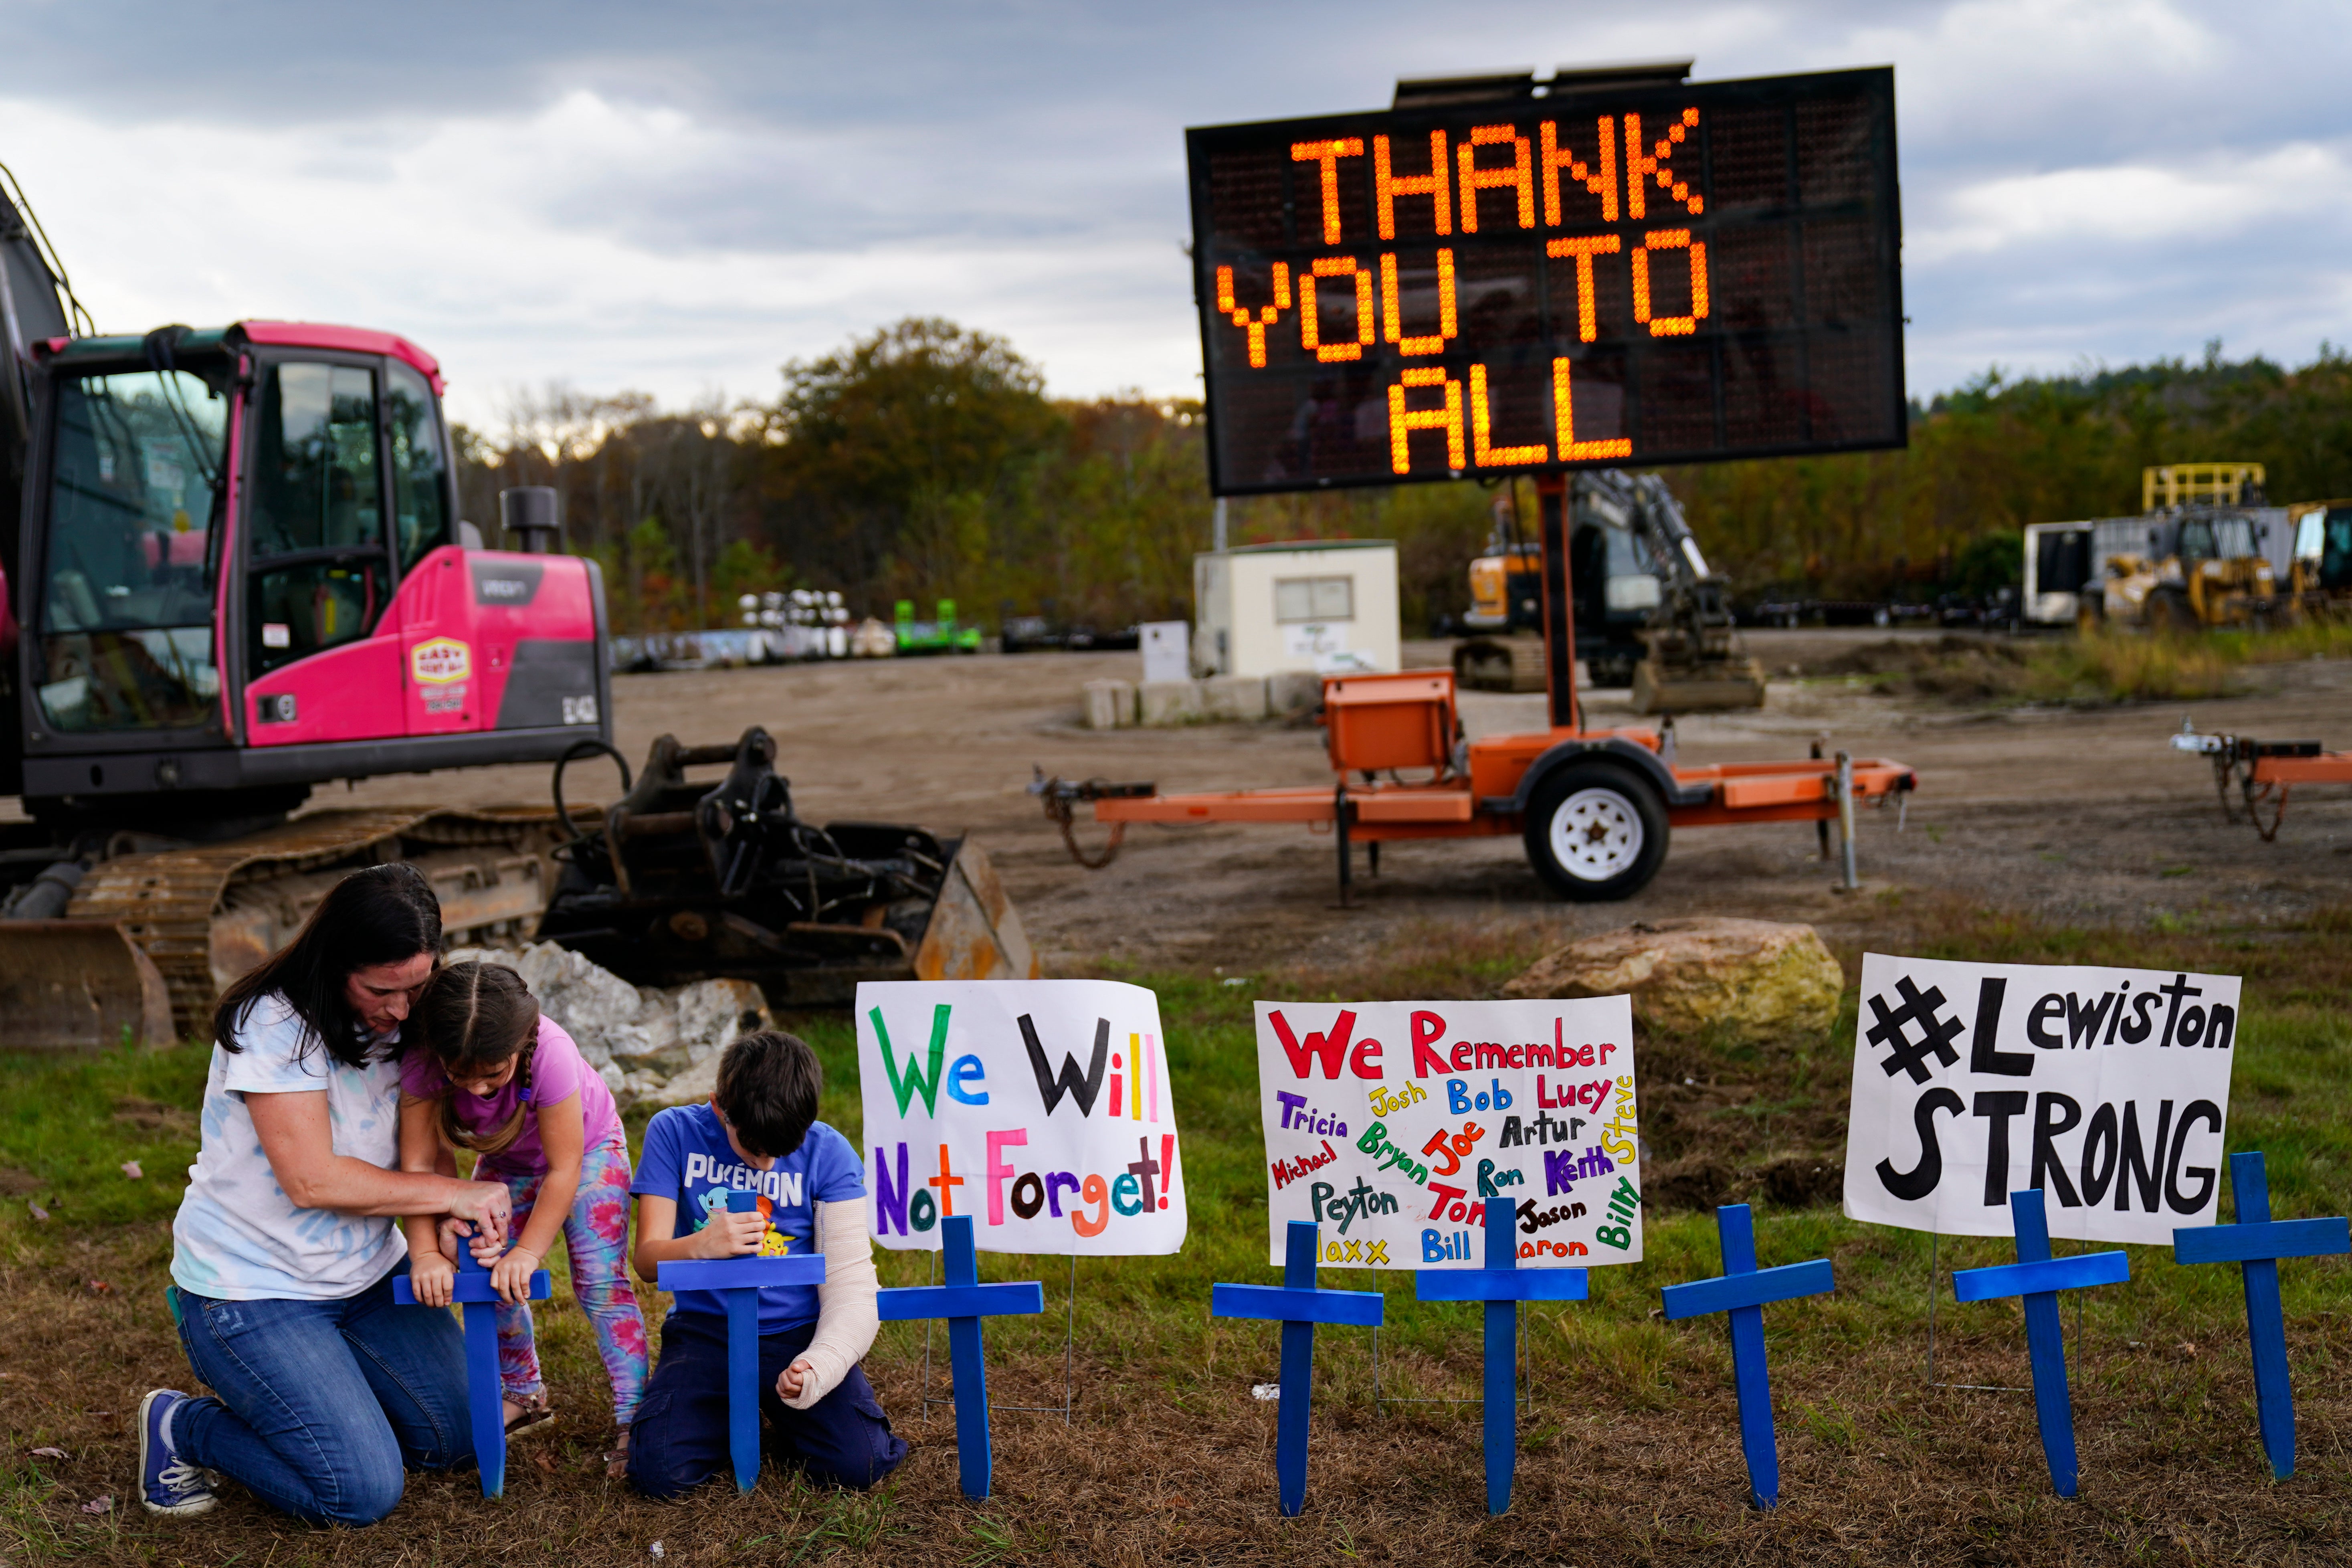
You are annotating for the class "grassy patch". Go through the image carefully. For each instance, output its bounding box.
[1813,624,2352,707]
[4,900,2350,1564]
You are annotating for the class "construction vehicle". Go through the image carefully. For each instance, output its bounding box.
[0,169,1028,1049]
[2173,717,2352,841]
[2289,500,2352,614]
[2028,464,2291,631]
[2092,508,2288,631]
[1045,475,1912,904]
[1454,473,1763,710]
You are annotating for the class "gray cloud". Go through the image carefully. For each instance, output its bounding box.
[3,0,2348,421]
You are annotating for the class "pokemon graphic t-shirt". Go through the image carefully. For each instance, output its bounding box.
[631,1104,864,1330]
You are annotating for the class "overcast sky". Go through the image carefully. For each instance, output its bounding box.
[4,0,2347,429]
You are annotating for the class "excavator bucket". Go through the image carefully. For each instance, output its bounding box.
[1631,653,1768,714]
[536,727,1041,1006]
[0,919,177,1053]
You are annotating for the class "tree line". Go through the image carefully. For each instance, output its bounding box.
[455,323,2352,634]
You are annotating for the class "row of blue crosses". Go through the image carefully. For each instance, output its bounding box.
[1211,1150,2347,1514]
[397,1153,2344,1507]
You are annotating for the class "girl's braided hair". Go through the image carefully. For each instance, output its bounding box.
[412,961,542,1156]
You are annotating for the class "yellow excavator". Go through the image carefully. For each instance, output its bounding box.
[2089,464,2291,631]
[1455,472,1763,710]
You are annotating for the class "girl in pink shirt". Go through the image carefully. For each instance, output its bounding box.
[399,961,648,1475]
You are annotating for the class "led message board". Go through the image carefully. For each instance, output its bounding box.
[1186,67,1903,496]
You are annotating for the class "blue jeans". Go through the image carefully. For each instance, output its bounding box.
[627,1313,907,1497]
[174,1264,472,1526]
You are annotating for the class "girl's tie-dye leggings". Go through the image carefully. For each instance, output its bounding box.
[491,1133,650,1425]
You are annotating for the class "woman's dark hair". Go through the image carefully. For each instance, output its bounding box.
[410,962,542,1157]
[212,862,442,1068]
[714,1030,822,1159]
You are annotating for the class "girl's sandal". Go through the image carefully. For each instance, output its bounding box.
[603,1430,631,1480]
[504,1396,558,1442]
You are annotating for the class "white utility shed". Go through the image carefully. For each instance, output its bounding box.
[1192,539,1401,678]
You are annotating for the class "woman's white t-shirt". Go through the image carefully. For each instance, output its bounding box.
[170,994,409,1301]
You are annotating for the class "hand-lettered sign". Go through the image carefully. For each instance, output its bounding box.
[858,981,1187,1255]
[1844,955,2239,1245]
[1253,998,1640,1269]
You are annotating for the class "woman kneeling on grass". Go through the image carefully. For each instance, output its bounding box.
[398,961,649,1477]
[143,864,514,1526]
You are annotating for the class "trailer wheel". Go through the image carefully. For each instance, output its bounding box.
[1523,762,1669,901]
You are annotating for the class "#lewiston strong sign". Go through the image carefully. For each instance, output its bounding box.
[1254,998,1641,1268]
[1844,955,2240,1245]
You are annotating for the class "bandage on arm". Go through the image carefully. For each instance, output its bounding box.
[781,1198,879,1409]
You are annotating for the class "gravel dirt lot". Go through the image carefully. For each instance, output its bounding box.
[323,629,2352,976]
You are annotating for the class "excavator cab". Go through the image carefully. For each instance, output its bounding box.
[8,323,612,823]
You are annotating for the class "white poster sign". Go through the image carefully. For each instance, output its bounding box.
[1253,998,1641,1269]
[857,980,1187,1255]
[1843,954,2240,1245]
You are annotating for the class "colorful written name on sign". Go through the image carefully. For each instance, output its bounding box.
[1253,998,1641,1268]
[856,980,1188,1256]
[1843,956,2241,1247]
[1186,69,1904,495]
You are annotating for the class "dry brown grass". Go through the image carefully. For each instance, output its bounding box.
[7,896,2351,1565]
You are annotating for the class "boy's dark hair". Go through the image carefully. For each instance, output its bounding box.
[410,962,542,1157]
[714,1029,821,1158]
[213,862,443,1068]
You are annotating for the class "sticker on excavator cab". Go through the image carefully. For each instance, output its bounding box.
[561,694,598,725]
[410,638,472,684]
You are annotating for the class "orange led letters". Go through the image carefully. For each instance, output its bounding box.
[1624,109,1703,220]
[1457,125,1535,232]
[1469,365,1547,466]
[1545,234,1621,343]
[1388,367,1465,473]
[1300,257,1376,362]
[1540,117,1618,224]
[1631,230,1709,335]
[1374,131,1453,239]
[1216,262,1292,368]
[1551,359,1631,460]
[1291,138,1364,244]
[1380,249,1457,355]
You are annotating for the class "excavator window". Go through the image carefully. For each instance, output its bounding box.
[246,361,388,676]
[34,365,228,733]
[386,360,451,572]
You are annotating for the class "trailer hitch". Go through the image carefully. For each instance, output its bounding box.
[1030,768,1155,869]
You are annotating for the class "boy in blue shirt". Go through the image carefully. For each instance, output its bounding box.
[627,1031,906,1494]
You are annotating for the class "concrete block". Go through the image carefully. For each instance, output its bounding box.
[1201,673,1268,721]
[1082,678,1136,729]
[1139,679,1205,726]
[1267,669,1324,715]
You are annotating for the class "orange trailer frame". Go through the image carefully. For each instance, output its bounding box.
[1092,475,1916,901]
[2173,724,2352,842]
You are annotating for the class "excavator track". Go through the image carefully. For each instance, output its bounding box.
[65,806,567,1041]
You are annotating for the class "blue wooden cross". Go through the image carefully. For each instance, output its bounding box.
[1413,1195,1587,1514]
[1657,1203,1834,1509]
[2172,1151,2350,1481]
[391,1239,550,1498]
[875,1214,1044,1501]
[1210,1220,1384,1517]
[1951,1187,2129,1498]
[655,1189,827,1492]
